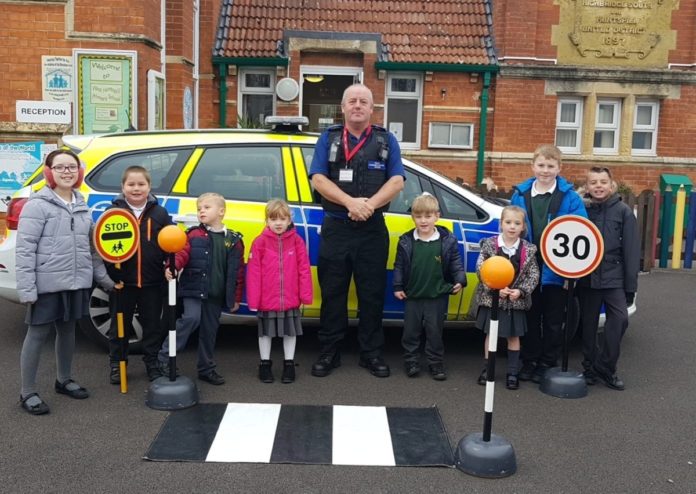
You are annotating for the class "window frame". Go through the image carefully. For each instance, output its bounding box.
[428,122,474,150]
[237,68,276,127]
[555,97,584,155]
[631,100,659,156]
[385,72,423,150]
[593,98,621,155]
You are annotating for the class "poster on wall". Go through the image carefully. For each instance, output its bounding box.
[0,142,44,212]
[73,49,137,134]
[42,56,73,102]
[147,70,165,130]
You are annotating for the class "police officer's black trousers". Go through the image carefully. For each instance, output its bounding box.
[317,215,389,358]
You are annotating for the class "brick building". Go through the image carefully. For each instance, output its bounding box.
[2,0,696,191]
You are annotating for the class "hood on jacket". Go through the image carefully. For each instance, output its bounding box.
[260,223,298,240]
[514,175,576,195]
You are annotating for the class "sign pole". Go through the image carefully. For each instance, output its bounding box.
[146,225,198,411]
[539,215,604,399]
[115,263,127,393]
[93,208,140,395]
[456,256,517,478]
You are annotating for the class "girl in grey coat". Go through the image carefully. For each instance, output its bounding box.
[16,150,115,415]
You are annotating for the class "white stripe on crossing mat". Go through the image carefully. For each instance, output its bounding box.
[332,405,395,466]
[206,403,281,463]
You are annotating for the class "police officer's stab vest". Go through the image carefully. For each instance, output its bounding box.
[322,124,390,214]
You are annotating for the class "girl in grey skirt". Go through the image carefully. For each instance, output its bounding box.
[246,199,313,383]
[15,150,115,415]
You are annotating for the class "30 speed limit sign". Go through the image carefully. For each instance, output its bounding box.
[540,215,604,279]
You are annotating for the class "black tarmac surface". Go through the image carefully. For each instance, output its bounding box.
[1,270,694,493]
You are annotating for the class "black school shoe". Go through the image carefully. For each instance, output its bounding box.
[146,364,163,382]
[477,366,487,386]
[359,356,390,378]
[55,379,90,399]
[259,360,274,383]
[199,370,225,385]
[109,366,120,385]
[281,360,296,384]
[594,367,625,391]
[429,363,447,381]
[506,374,520,390]
[404,361,421,377]
[20,393,50,415]
[518,362,536,381]
[583,368,598,385]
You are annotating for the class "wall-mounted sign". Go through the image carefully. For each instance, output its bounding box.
[553,1,679,67]
[183,86,193,129]
[42,56,73,102]
[148,70,166,130]
[73,49,137,134]
[0,141,43,211]
[16,101,71,124]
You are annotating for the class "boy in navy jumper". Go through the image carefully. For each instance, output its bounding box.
[393,193,466,380]
[157,193,245,385]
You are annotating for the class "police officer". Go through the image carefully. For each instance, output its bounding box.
[309,83,405,378]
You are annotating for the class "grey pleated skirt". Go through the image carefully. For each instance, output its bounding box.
[475,306,527,337]
[257,308,303,337]
[25,289,91,326]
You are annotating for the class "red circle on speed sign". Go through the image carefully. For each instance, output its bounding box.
[540,215,604,279]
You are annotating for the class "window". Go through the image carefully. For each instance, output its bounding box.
[429,123,474,149]
[238,69,275,127]
[87,148,193,194]
[186,146,284,202]
[555,98,583,154]
[593,99,621,155]
[632,100,659,156]
[386,73,422,149]
[433,183,487,222]
[388,169,424,214]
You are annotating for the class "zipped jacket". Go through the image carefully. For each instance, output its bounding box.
[246,226,313,312]
[16,187,114,303]
[173,224,245,308]
[578,194,639,292]
[474,236,540,311]
[105,193,172,287]
[510,176,587,287]
[392,225,467,293]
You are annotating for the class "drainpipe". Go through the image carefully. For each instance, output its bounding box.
[193,0,200,128]
[476,71,491,185]
[218,63,227,128]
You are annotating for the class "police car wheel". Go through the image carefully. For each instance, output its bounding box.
[78,287,144,353]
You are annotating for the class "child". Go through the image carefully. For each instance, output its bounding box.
[393,193,466,381]
[474,206,539,390]
[16,150,115,414]
[158,193,245,385]
[106,166,173,383]
[246,199,312,384]
[510,144,587,383]
[577,167,639,390]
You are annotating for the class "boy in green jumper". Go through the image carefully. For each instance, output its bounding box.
[393,194,466,380]
[510,145,587,383]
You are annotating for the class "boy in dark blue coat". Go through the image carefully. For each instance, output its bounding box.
[393,193,466,380]
[510,144,587,383]
[157,193,245,385]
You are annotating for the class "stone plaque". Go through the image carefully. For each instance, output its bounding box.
[552,0,679,67]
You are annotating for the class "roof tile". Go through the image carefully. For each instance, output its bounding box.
[215,0,495,65]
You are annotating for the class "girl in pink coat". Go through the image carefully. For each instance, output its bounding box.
[247,199,313,384]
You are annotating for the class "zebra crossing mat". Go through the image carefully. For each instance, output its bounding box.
[144,403,455,467]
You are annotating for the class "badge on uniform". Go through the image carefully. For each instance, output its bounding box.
[367,161,386,171]
[339,168,354,182]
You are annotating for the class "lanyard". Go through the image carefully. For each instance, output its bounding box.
[342,126,372,164]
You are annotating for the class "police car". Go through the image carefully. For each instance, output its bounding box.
[0,117,505,349]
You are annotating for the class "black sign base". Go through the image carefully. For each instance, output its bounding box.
[539,367,588,399]
[146,376,199,411]
[454,432,517,478]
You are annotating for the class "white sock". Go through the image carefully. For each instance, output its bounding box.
[283,336,296,360]
[258,336,272,360]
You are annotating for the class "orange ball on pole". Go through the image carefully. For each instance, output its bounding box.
[158,225,187,253]
[480,255,515,290]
